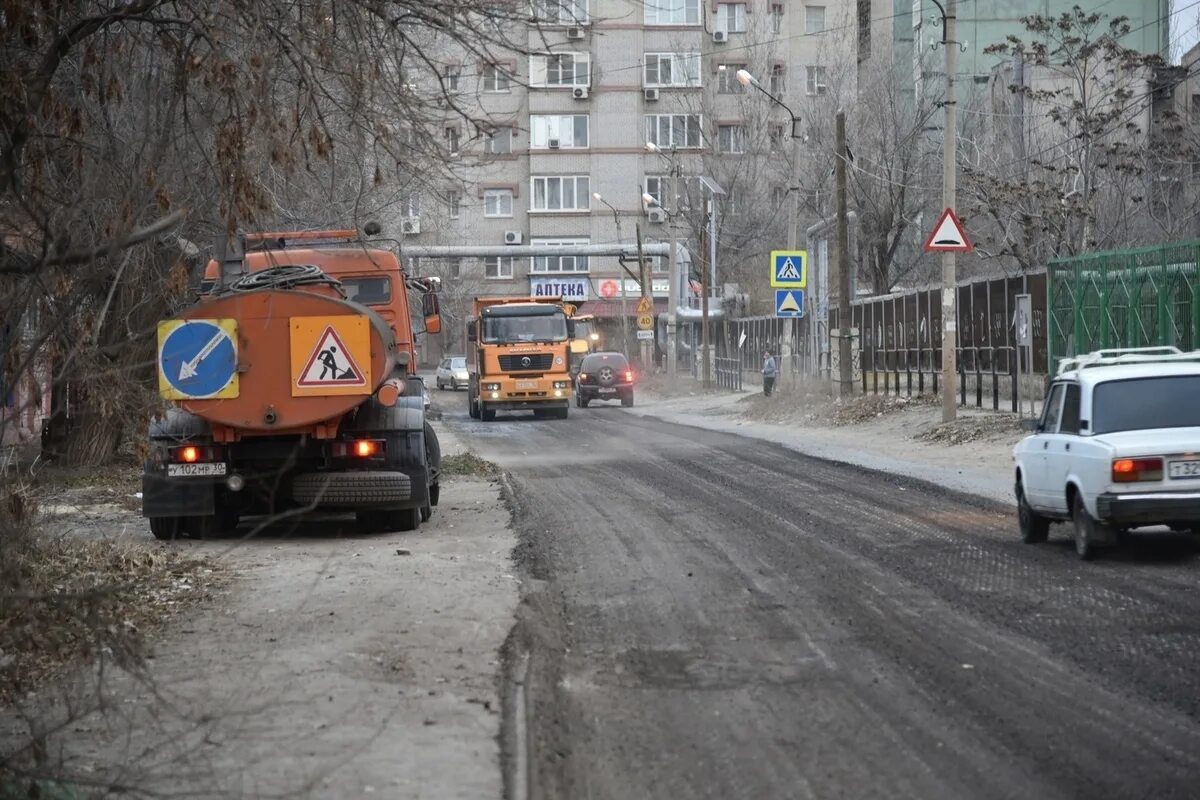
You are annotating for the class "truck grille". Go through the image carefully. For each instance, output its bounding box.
[499,353,554,372]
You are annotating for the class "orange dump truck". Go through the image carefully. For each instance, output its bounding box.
[142,227,443,538]
[466,296,573,421]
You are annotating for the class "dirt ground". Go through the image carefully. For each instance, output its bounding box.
[1,425,518,799]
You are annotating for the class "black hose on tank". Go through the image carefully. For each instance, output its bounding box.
[221,264,342,294]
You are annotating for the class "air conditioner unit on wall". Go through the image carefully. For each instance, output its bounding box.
[644,88,660,102]
[567,27,584,40]
[712,30,728,43]
[548,138,561,149]
[401,217,421,235]
[647,208,666,224]
[572,86,589,99]
[504,230,523,245]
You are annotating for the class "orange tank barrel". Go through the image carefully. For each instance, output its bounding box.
[177,290,395,434]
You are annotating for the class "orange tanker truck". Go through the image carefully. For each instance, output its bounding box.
[466,296,573,421]
[142,225,443,538]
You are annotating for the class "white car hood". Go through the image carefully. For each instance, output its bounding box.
[1091,427,1200,457]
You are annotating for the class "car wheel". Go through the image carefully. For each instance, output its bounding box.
[1072,492,1103,561]
[436,379,443,390]
[1017,482,1049,544]
[580,397,590,408]
[621,392,634,408]
[451,379,458,391]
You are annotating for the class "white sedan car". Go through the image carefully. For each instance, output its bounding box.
[435,356,469,391]
[1013,349,1200,559]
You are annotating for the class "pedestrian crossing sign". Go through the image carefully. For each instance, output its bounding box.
[290,316,372,397]
[775,289,805,318]
[770,250,807,288]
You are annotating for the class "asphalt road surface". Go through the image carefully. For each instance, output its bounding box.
[437,388,1200,800]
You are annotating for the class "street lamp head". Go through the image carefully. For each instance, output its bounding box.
[644,142,659,153]
[736,69,754,87]
[592,192,603,201]
[641,193,658,206]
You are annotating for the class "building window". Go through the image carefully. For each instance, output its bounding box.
[485,127,513,154]
[770,64,786,94]
[805,5,826,34]
[645,176,692,209]
[531,175,591,211]
[482,65,511,92]
[448,258,462,279]
[448,190,461,219]
[644,53,702,88]
[443,64,461,91]
[771,3,784,34]
[718,64,747,93]
[645,0,701,25]
[717,125,745,154]
[445,126,460,155]
[532,0,589,24]
[483,189,514,217]
[646,114,702,149]
[805,66,827,95]
[716,3,746,33]
[531,53,591,87]
[485,256,514,279]
[531,115,589,148]
[531,238,590,273]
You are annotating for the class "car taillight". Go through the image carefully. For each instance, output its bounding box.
[332,439,386,458]
[625,370,634,382]
[170,445,223,463]
[1112,457,1163,483]
[578,373,588,381]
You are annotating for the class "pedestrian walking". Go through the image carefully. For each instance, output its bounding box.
[762,350,777,396]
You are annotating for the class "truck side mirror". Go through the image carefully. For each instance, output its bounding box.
[466,320,477,343]
[422,293,441,335]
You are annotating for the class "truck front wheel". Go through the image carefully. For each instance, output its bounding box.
[481,406,496,422]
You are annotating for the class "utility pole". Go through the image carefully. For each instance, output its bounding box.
[940,0,958,423]
[835,110,853,397]
[635,223,652,369]
[666,219,677,376]
[700,212,711,389]
[785,126,804,387]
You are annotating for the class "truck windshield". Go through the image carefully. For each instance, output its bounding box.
[1092,375,1200,434]
[482,313,568,344]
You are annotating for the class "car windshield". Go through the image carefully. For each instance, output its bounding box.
[451,358,466,369]
[581,354,628,371]
[482,313,568,344]
[1092,375,1200,434]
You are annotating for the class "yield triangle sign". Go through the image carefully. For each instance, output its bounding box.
[923,208,973,253]
[297,325,367,388]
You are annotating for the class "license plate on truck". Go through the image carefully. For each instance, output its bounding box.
[1168,459,1200,479]
[516,381,537,389]
[167,463,227,478]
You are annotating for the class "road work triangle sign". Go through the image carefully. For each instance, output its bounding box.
[297,326,367,388]
[923,208,973,253]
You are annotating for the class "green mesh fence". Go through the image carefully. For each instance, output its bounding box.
[1048,241,1200,369]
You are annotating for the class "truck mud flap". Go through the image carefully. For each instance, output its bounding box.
[292,471,426,509]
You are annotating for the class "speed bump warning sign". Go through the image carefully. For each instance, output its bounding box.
[290,316,372,397]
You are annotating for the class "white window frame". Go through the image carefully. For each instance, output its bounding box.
[532,0,589,24]
[717,124,746,154]
[443,64,461,91]
[771,3,783,34]
[485,127,513,154]
[531,238,590,273]
[445,126,460,155]
[770,64,786,95]
[644,0,701,25]
[482,65,511,93]
[805,65,828,96]
[484,256,515,279]
[717,64,748,93]
[483,189,514,218]
[448,190,461,219]
[644,53,702,88]
[530,175,591,212]
[530,115,590,149]
[530,53,591,88]
[645,114,703,150]
[716,3,746,33]
[805,5,826,35]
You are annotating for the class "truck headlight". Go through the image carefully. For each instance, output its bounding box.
[553,381,570,389]
[484,383,501,391]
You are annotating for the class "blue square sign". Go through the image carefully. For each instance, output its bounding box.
[770,250,807,288]
[775,289,805,318]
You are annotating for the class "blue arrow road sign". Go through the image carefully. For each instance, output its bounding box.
[770,250,807,288]
[158,319,238,399]
[775,289,805,318]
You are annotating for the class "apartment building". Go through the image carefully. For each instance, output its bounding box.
[399,0,854,359]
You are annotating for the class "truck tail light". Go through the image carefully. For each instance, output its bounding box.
[1112,457,1163,483]
[171,445,223,463]
[333,439,386,458]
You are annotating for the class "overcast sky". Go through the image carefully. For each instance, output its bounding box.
[1173,0,1200,62]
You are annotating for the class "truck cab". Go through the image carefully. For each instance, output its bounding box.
[466,297,573,421]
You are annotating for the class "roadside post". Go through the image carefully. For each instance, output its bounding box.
[922,207,973,419]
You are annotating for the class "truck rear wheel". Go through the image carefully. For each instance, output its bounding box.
[149,516,186,541]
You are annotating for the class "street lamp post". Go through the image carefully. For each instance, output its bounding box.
[593,192,629,356]
[644,142,681,377]
[736,68,805,385]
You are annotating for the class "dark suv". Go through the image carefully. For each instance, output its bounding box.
[576,352,634,408]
